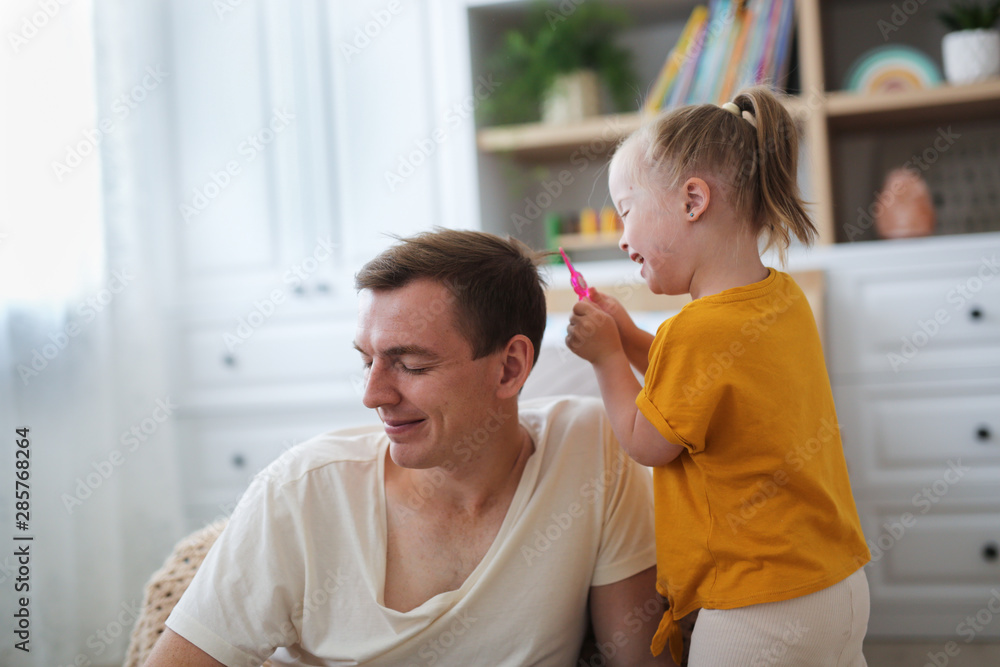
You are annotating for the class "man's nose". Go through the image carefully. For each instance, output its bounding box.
[362,360,398,409]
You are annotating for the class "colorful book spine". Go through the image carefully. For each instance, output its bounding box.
[712,6,745,102]
[738,0,768,88]
[706,0,743,103]
[644,6,709,113]
[688,0,731,104]
[654,0,795,111]
[717,7,752,102]
[770,0,796,88]
[758,0,785,85]
[666,19,709,108]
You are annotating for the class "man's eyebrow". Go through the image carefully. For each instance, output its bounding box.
[385,345,440,359]
[352,342,440,359]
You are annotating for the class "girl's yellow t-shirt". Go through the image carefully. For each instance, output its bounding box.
[636,268,870,662]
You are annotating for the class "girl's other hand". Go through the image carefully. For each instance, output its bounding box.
[566,299,623,364]
[586,287,654,375]
[586,287,633,334]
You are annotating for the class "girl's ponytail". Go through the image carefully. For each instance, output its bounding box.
[731,86,816,256]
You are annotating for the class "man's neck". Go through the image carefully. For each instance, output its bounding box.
[380,405,535,613]
[386,408,534,517]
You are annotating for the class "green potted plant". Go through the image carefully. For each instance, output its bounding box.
[938,0,1000,84]
[478,1,639,126]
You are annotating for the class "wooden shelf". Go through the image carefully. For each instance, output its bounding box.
[477,112,645,161]
[477,96,813,161]
[826,79,1000,131]
[554,233,621,251]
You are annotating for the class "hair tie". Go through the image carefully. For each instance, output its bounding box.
[720,102,740,116]
[719,101,757,129]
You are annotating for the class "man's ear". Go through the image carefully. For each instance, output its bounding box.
[496,335,534,399]
[684,177,711,221]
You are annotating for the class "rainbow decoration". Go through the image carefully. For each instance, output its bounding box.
[843,45,942,94]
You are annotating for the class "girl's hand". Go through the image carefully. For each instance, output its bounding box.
[587,287,635,336]
[566,299,623,364]
[586,287,654,374]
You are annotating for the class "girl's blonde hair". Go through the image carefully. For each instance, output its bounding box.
[613,85,816,260]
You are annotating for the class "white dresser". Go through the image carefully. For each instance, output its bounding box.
[825,232,1000,638]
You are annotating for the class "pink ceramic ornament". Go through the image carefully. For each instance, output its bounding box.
[875,168,936,239]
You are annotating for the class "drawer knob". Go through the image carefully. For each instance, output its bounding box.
[294,284,306,296]
[984,542,999,563]
[969,306,983,321]
[977,425,993,442]
[232,454,246,469]
[316,282,330,294]
[222,354,237,367]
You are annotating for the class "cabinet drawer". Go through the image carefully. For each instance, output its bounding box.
[181,318,359,389]
[176,410,375,506]
[177,418,323,502]
[860,500,1000,638]
[835,377,1000,486]
[829,261,1000,376]
[874,389,998,466]
[886,513,1000,586]
[863,502,1000,592]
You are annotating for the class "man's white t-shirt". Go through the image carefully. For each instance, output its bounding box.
[166,396,656,666]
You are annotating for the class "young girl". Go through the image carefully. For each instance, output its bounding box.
[566,86,871,666]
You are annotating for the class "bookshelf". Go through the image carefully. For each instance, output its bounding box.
[477,112,645,161]
[470,0,1000,249]
[825,79,1000,129]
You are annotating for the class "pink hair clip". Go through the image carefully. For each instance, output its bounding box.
[559,247,590,301]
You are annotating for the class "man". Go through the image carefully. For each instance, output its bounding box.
[146,229,673,666]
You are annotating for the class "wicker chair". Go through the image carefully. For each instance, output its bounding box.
[122,518,274,667]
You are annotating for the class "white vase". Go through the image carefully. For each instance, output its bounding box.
[541,70,601,125]
[942,28,1000,84]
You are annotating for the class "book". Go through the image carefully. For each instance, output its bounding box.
[706,0,744,103]
[651,0,796,110]
[737,0,769,89]
[758,0,786,85]
[666,18,709,108]
[717,6,752,102]
[688,0,732,104]
[644,6,709,113]
[771,0,796,88]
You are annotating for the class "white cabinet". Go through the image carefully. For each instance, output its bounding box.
[828,261,1000,377]
[164,0,456,530]
[169,0,334,306]
[168,0,459,306]
[827,233,1000,638]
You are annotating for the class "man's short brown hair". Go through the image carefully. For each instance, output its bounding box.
[355,229,549,367]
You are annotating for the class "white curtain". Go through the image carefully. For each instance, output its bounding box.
[1,1,184,664]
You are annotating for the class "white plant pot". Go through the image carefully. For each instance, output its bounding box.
[942,28,1000,85]
[541,70,601,125]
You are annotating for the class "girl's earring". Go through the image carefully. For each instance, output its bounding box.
[689,212,695,217]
